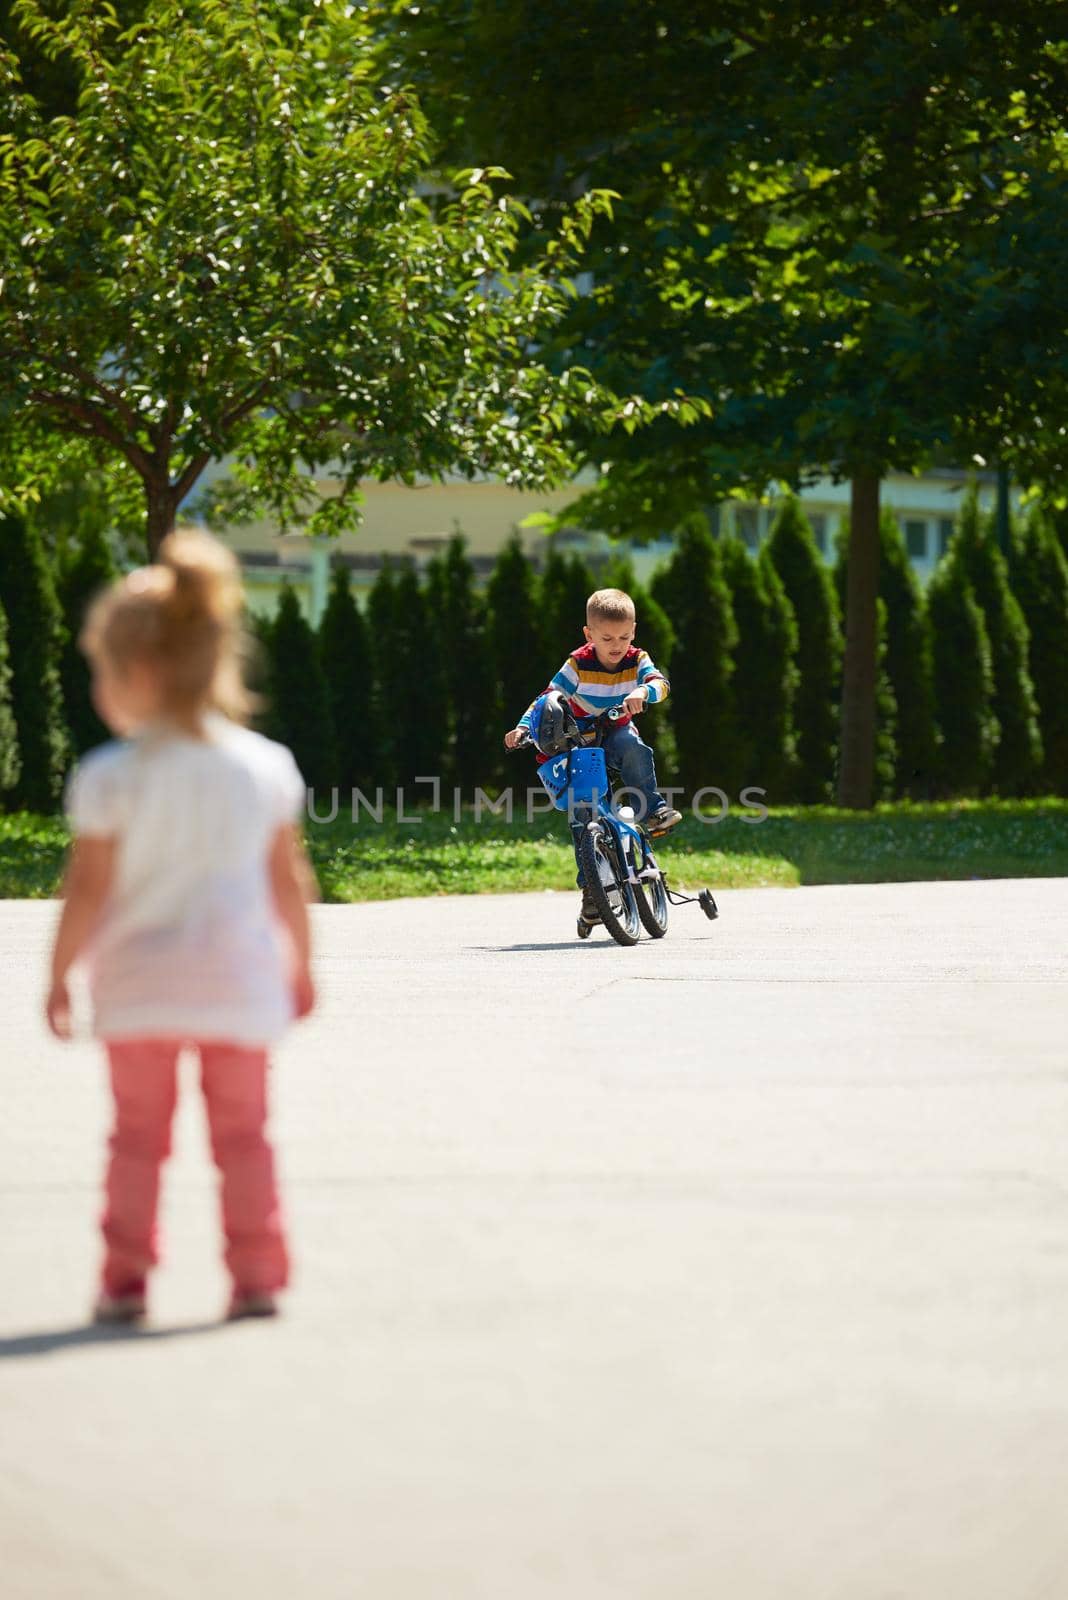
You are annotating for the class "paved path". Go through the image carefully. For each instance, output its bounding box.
[2,880,1067,1600]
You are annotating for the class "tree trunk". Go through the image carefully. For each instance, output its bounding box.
[837,471,881,809]
[144,482,179,560]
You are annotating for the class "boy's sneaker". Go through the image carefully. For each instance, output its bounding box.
[93,1279,147,1326]
[226,1290,279,1322]
[579,889,602,926]
[646,805,683,838]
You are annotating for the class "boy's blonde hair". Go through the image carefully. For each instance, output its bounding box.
[81,527,250,722]
[586,587,636,626]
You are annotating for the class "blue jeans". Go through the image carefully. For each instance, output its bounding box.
[570,722,666,887]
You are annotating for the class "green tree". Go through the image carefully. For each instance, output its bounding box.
[649,517,737,801]
[0,0,623,554]
[0,512,71,810]
[425,536,496,790]
[927,558,998,797]
[719,537,798,803]
[538,548,595,669]
[0,600,20,797]
[954,491,1042,795]
[264,583,337,798]
[1009,508,1068,795]
[764,499,842,803]
[835,510,936,798]
[55,516,115,756]
[317,565,380,796]
[384,2,1068,808]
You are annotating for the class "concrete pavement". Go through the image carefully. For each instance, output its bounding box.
[2,879,1067,1599]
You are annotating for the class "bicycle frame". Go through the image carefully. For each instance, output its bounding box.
[541,745,662,886]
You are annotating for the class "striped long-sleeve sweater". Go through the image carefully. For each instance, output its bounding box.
[518,642,670,744]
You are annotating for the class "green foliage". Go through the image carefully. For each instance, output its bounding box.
[263,583,337,796]
[650,516,737,799]
[835,510,936,798]
[0,600,19,796]
[1009,508,1068,795]
[764,498,842,803]
[424,536,496,790]
[719,536,798,803]
[366,561,447,788]
[0,0,625,551]
[485,534,544,780]
[953,490,1042,795]
[538,547,595,668]
[600,551,678,771]
[54,517,116,756]
[927,556,998,797]
[871,598,898,803]
[0,512,70,809]
[317,565,379,795]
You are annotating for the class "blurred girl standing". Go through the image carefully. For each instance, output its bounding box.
[46,529,316,1324]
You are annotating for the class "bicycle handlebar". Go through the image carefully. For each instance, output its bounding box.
[507,703,626,753]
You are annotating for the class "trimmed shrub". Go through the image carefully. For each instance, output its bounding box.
[720,536,798,802]
[0,601,20,797]
[834,510,933,798]
[953,490,1042,794]
[927,556,998,795]
[764,497,842,802]
[650,516,737,799]
[872,597,898,803]
[56,518,116,756]
[539,547,596,668]
[601,553,678,773]
[0,513,71,811]
[263,582,337,796]
[368,561,448,788]
[486,534,545,781]
[1009,508,1068,794]
[425,536,497,789]
[318,564,380,794]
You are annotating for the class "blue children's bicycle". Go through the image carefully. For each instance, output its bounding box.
[514,696,718,947]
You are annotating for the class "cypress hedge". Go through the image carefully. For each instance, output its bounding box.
[927,555,998,796]
[0,513,71,811]
[56,518,116,756]
[1010,508,1068,795]
[650,515,737,799]
[953,490,1042,795]
[765,497,842,803]
[425,536,497,790]
[318,564,380,794]
[720,535,798,802]
[264,582,337,796]
[539,547,596,668]
[0,600,20,798]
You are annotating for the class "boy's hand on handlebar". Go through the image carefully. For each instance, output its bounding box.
[624,688,649,715]
[504,727,528,750]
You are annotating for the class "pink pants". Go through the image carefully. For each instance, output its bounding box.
[100,1039,289,1296]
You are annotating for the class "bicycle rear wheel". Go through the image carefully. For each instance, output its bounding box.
[635,869,669,938]
[579,822,641,946]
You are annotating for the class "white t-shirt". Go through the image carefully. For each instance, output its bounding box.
[65,715,306,1045]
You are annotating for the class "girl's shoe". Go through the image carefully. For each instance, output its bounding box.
[93,1280,147,1326]
[226,1290,279,1322]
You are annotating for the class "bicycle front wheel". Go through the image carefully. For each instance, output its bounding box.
[579,822,641,946]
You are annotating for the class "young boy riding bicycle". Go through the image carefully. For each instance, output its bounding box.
[504,587,682,928]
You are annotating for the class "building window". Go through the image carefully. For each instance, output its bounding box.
[905,519,928,560]
[735,506,759,550]
[938,517,954,557]
[808,512,828,554]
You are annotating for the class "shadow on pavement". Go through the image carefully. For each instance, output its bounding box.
[0,1320,224,1359]
[471,940,623,953]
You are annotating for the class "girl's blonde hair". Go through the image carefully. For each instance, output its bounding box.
[81,527,251,723]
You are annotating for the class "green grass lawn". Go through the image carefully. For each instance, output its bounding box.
[5,799,1066,902]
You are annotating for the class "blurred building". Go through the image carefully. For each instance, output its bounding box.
[203,463,1024,624]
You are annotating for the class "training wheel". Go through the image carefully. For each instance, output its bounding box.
[698,889,718,920]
